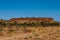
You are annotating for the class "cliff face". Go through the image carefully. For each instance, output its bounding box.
[9,18,54,23]
[10,18,53,21]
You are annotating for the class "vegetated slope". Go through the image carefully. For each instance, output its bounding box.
[0,18,60,27]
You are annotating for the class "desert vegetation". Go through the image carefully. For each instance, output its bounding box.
[0,20,60,27]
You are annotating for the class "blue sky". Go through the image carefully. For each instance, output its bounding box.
[0,0,60,21]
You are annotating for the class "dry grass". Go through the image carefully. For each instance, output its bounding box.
[0,26,60,40]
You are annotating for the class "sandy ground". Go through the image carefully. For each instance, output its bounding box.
[0,26,60,40]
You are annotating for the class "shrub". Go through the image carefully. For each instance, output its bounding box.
[8,29,14,33]
[50,22,59,26]
[0,28,3,32]
[0,22,7,26]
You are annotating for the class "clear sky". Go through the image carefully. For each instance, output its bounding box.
[0,0,60,21]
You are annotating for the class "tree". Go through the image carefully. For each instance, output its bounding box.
[13,21,18,26]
